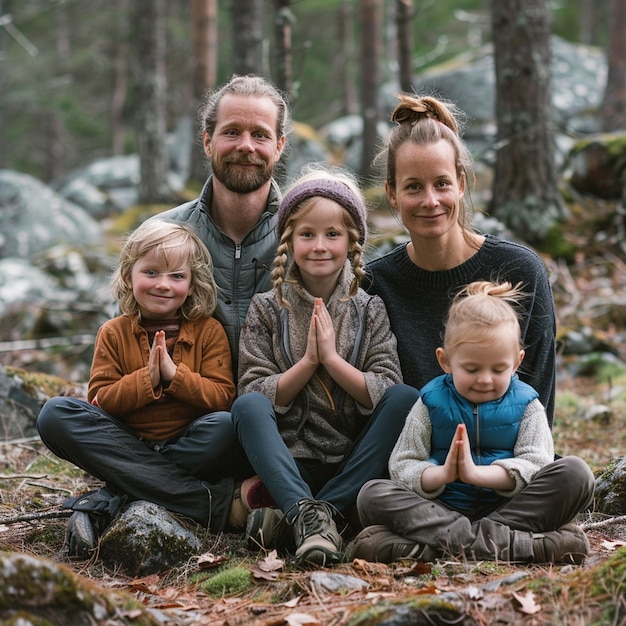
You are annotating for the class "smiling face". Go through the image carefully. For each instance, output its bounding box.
[204,94,285,193]
[386,139,465,243]
[290,198,350,298]
[436,323,525,404]
[131,247,193,320]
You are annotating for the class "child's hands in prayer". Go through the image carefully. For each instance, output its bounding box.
[149,330,177,388]
[313,298,338,366]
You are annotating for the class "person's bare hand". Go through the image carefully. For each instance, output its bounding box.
[153,330,177,384]
[303,306,320,366]
[313,298,338,365]
[456,422,479,484]
[149,332,162,388]
[440,424,464,484]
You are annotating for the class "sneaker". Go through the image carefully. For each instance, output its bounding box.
[66,510,109,558]
[532,524,590,565]
[246,507,294,551]
[346,524,434,563]
[293,499,343,567]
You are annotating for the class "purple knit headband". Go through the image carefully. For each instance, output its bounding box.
[276,178,368,245]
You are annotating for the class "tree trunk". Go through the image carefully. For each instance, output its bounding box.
[133,0,174,203]
[273,0,293,97]
[189,0,217,184]
[45,1,70,182]
[600,0,626,132]
[231,0,265,76]
[396,0,414,93]
[339,3,358,116]
[489,0,566,242]
[359,0,382,179]
[111,0,129,157]
[579,0,606,45]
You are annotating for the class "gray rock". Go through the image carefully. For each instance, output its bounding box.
[0,550,162,625]
[0,170,103,260]
[56,154,185,218]
[595,457,626,516]
[310,571,369,593]
[99,500,201,577]
[0,363,46,439]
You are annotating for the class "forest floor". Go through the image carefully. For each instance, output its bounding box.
[1,404,626,626]
[2,199,626,624]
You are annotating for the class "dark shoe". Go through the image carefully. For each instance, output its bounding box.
[293,499,343,566]
[346,524,435,563]
[532,524,590,565]
[246,507,294,551]
[62,488,126,558]
[66,510,110,558]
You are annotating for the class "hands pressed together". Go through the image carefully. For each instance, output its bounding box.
[275,298,372,409]
[303,298,339,368]
[149,330,177,389]
[421,423,516,493]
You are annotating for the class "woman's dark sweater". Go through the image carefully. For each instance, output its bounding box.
[365,235,556,427]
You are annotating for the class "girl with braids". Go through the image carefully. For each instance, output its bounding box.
[364,93,558,427]
[349,281,594,565]
[230,166,403,566]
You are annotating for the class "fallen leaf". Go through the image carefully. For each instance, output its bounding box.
[258,549,284,571]
[284,612,321,625]
[128,574,160,594]
[512,591,541,615]
[411,584,440,595]
[251,565,280,581]
[352,558,388,576]
[601,539,626,551]
[279,595,303,608]
[465,585,484,600]
[406,561,432,575]
[197,552,229,569]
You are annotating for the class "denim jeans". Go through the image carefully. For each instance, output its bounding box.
[232,384,420,520]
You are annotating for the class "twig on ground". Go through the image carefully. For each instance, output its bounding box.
[0,474,47,480]
[0,509,71,525]
[581,515,626,531]
[24,481,72,495]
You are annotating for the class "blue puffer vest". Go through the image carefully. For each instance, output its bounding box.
[421,374,538,515]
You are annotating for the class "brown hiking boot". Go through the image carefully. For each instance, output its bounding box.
[346,524,435,563]
[246,507,294,551]
[293,499,343,566]
[532,524,590,565]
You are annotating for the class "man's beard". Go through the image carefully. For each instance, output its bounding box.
[211,156,273,193]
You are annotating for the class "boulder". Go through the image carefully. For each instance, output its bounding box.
[0,550,162,625]
[0,170,103,260]
[100,500,201,577]
[595,456,626,516]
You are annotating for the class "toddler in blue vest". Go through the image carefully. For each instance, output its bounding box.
[349,280,595,565]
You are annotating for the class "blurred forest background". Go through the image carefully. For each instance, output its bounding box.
[0,0,614,186]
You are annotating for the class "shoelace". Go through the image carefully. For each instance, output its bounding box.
[295,500,337,540]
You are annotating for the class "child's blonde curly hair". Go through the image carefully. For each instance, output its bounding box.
[110,220,218,320]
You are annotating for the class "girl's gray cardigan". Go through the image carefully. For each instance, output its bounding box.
[238,260,403,464]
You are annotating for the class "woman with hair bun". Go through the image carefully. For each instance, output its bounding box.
[365,93,557,427]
